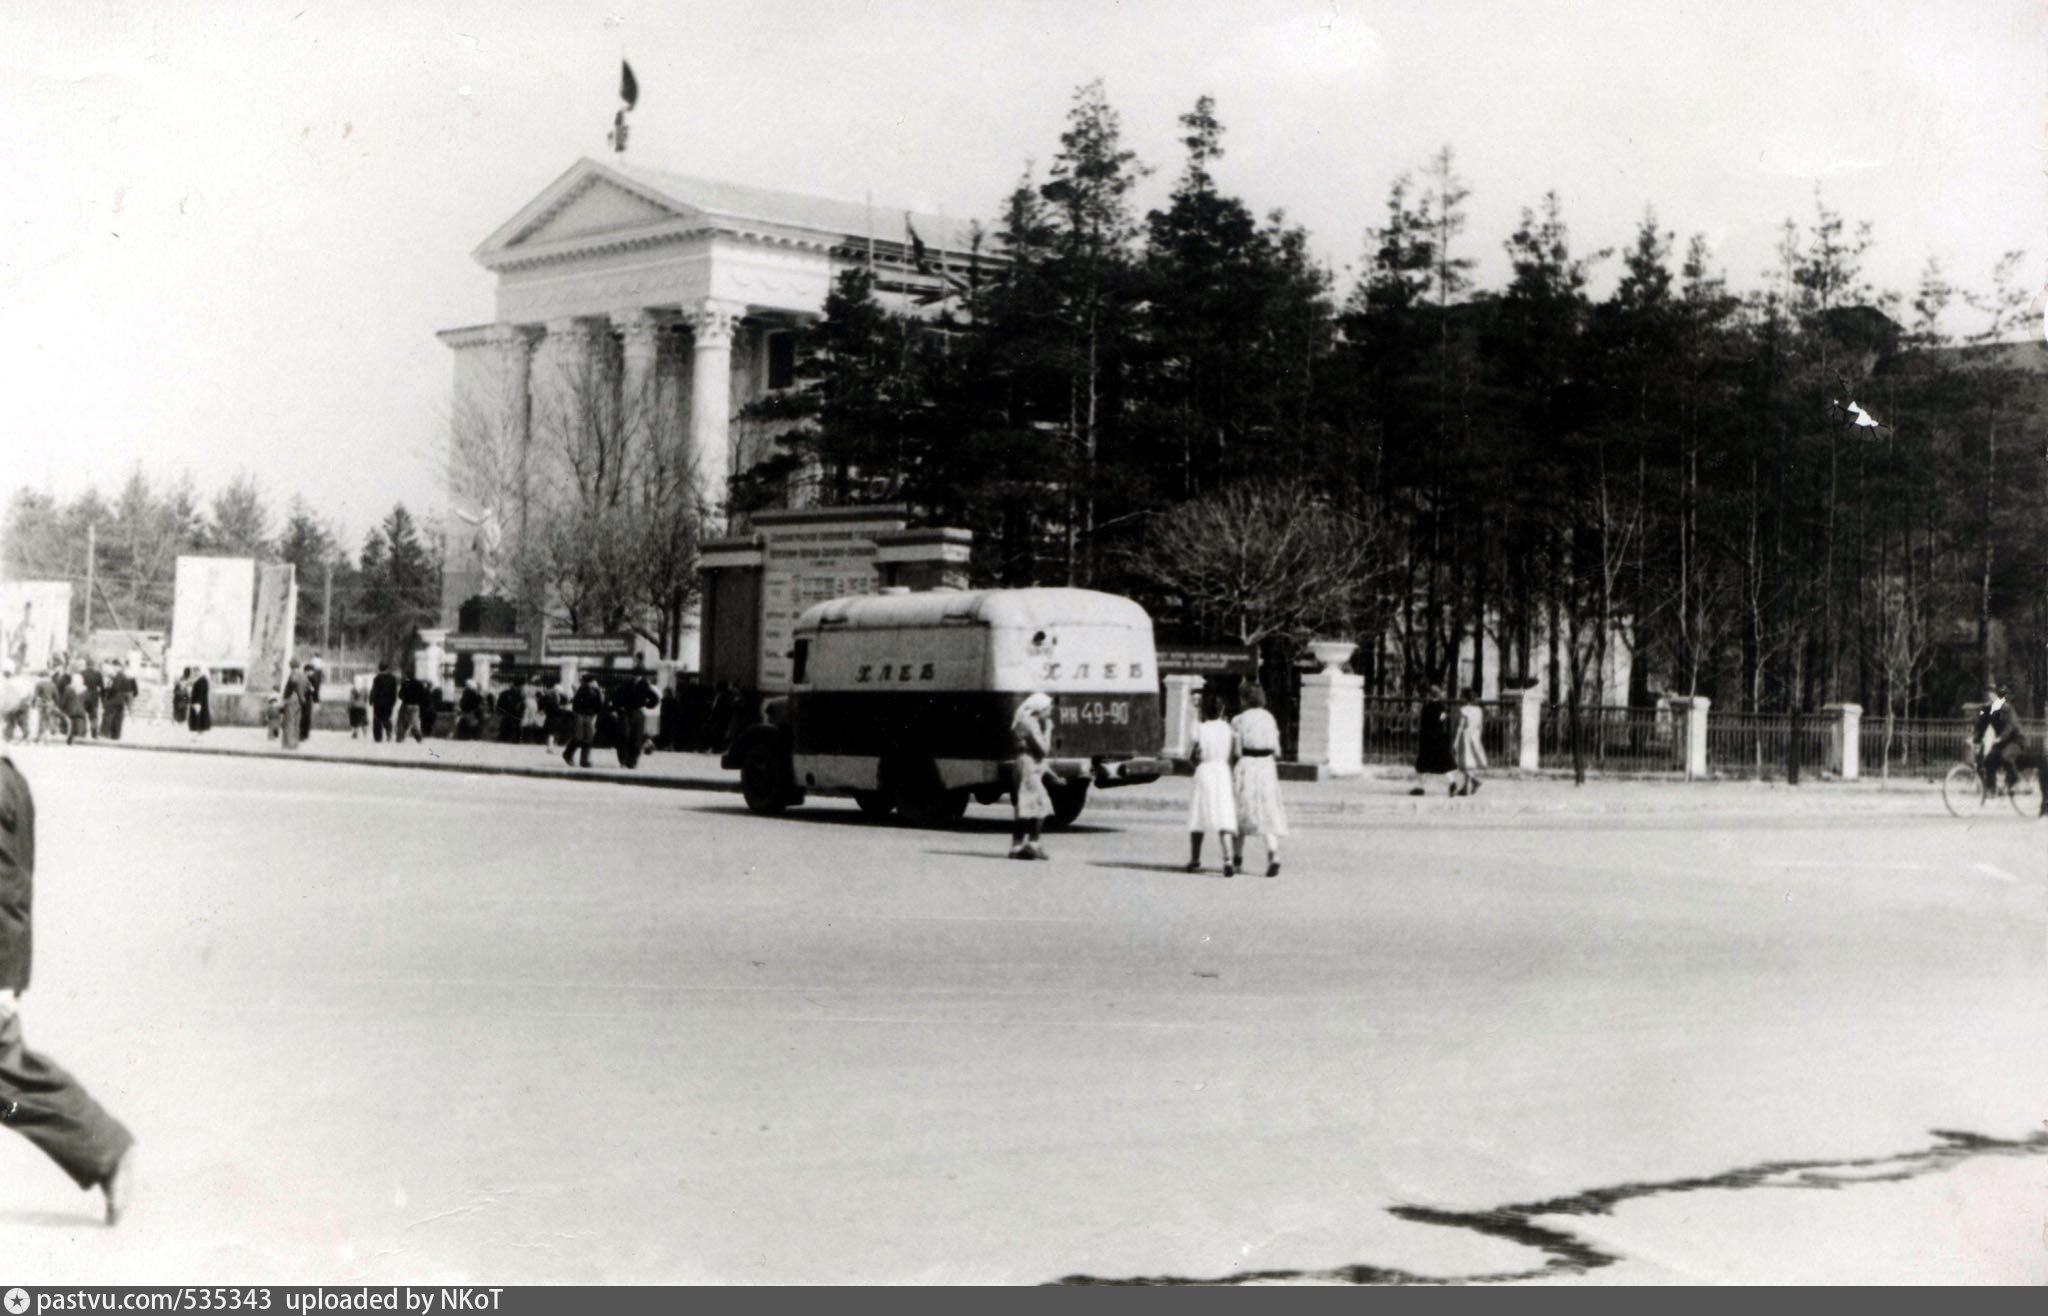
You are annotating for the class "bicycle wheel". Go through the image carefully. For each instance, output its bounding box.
[1941,763,1988,817]
[2007,768,2041,818]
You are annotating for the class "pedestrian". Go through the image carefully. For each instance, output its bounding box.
[418,679,440,740]
[1185,692,1239,876]
[454,679,484,740]
[606,681,642,769]
[306,653,325,706]
[172,669,192,727]
[185,669,210,736]
[706,682,737,753]
[1007,692,1056,860]
[79,661,103,739]
[60,670,89,746]
[100,661,133,741]
[347,679,369,739]
[1412,683,1455,796]
[520,680,545,745]
[0,752,136,1224]
[629,669,660,757]
[536,678,563,747]
[1452,687,1488,797]
[393,674,424,744]
[279,663,306,750]
[298,662,318,741]
[563,672,604,769]
[658,676,683,751]
[496,678,525,745]
[369,663,398,743]
[1230,683,1288,878]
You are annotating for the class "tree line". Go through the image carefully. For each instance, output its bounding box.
[741,81,2047,722]
[2,471,441,664]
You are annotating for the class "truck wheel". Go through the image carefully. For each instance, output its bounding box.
[1048,779,1089,829]
[740,742,794,814]
[886,755,968,827]
[852,790,893,818]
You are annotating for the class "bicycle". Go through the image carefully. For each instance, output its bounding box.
[1941,751,2041,818]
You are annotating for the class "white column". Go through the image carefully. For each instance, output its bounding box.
[1518,684,1544,771]
[1161,674,1204,759]
[1676,695,1712,781]
[1297,642,1364,777]
[613,308,660,448]
[687,298,746,532]
[1825,702,1862,780]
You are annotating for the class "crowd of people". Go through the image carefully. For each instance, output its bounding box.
[1,654,142,744]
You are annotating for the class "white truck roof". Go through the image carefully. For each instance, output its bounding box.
[794,588,1152,633]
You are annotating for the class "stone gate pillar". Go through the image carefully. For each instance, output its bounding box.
[1296,641,1363,777]
[1518,684,1544,771]
[1825,703,1862,780]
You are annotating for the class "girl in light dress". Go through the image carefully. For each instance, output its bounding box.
[1185,692,1239,876]
[1008,692,1056,860]
[1452,687,1487,796]
[1230,683,1288,877]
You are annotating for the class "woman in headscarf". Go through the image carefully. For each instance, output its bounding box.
[1009,692,1056,860]
[1185,691,1239,876]
[1230,683,1287,877]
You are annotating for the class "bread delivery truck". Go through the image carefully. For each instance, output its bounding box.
[723,587,1169,826]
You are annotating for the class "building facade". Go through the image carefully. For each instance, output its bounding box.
[437,156,984,643]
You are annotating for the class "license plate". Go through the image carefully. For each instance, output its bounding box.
[1059,699,1132,728]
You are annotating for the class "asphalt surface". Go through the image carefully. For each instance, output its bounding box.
[0,727,2041,1284]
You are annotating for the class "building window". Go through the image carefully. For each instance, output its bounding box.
[766,331,796,391]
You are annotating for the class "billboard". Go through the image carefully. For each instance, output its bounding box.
[171,556,256,671]
[0,580,74,671]
[246,562,298,696]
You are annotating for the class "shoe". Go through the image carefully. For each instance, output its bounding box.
[102,1149,133,1226]
[1027,844,1051,861]
[1222,862,1235,877]
[562,750,574,766]
[1408,787,1425,797]
[1009,844,1031,860]
[1266,861,1280,878]
[1184,861,1202,873]
[580,756,591,768]
[1469,780,1482,794]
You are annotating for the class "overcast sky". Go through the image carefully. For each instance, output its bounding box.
[4,0,2041,548]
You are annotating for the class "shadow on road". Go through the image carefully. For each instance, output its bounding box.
[1086,859,1229,878]
[687,802,1122,836]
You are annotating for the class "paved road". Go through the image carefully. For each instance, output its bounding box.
[1,742,2041,1284]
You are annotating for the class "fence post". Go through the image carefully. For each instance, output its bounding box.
[1676,695,1711,780]
[1517,684,1544,771]
[1824,702,1862,780]
[1161,674,1204,759]
[1298,642,1364,777]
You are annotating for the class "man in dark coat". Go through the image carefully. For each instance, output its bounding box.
[186,669,211,734]
[0,753,136,1223]
[1413,685,1456,796]
[563,673,605,769]
[100,661,134,741]
[369,663,399,743]
[393,675,425,744]
[79,662,104,739]
[496,679,525,744]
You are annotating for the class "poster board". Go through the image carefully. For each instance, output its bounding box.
[0,580,74,671]
[170,556,255,673]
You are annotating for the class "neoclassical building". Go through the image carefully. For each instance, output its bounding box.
[437,156,984,629]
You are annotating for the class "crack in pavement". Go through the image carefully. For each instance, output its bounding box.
[1056,1127,2048,1285]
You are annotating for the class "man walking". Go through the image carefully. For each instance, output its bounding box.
[370,663,399,743]
[393,674,425,744]
[0,752,135,1223]
[100,660,135,741]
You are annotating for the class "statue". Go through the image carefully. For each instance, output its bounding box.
[452,500,505,596]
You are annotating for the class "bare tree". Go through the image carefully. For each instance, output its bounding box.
[1868,573,1933,784]
[1125,479,1379,648]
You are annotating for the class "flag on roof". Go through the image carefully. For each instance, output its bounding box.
[620,61,639,109]
[905,214,932,275]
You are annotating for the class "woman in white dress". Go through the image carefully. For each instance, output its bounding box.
[1185,692,1240,876]
[1009,692,1056,860]
[1230,682,1288,877]
[1452,687,1487,796]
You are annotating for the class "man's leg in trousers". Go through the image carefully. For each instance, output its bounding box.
[0,1011,132,1191]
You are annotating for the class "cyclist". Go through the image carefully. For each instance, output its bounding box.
[1973,683,2026,795]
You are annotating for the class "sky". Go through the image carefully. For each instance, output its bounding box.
[3,0,2042,548]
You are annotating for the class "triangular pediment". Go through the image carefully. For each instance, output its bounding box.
[515,178,680,246]
[474,159,703,267]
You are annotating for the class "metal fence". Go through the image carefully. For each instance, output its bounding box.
[1704,711,1836,779]
[1538,704,1678,773]
[1360,696,1520,768]
[1358,695,2041,781]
